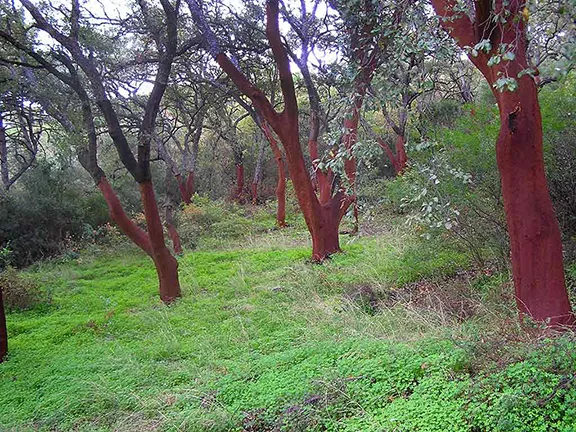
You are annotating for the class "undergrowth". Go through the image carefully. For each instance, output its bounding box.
[0,225,575,431]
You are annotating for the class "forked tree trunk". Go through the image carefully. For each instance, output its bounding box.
[98,176,153,256]
[0,288,7,363]
[139,180,181,303]
[176,173,194,205]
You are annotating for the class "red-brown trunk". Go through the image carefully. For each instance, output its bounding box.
[495,88,574,327]
[276,173,287,228]
[395,135,408,174]
[176,173,194,205]
[139,181,181,303]
[235,164,245,200]
[431,0,575,327]
[98,177,153,256]
[0,288,7,363]
[311,206,341,261]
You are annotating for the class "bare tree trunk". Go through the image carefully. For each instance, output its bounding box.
[432,0,574,327]
[262,122,287,227]
[496,85,574,326]
[139,180,181,303]
[97,177,153,257]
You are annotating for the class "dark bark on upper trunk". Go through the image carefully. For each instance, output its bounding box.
[0,112,8,192]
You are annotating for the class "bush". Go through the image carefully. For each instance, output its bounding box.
[540,78,576,256]
[0,162,110,268]
[384,104,509,266]
[176,195,276,249]
[0,267,49,311]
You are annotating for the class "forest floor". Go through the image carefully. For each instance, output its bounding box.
[1,223,576,431]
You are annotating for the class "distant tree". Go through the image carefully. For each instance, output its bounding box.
[432,0,575,326]
[188,0,395,259]
[0,67,41,193]
[1,0,183,303]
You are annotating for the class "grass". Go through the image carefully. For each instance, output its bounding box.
[1,224,576,431]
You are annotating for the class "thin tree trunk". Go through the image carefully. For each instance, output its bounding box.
[395,135,408,173]
[263,123,287,227]
[0,287,7,363]
[0,112,9,192]
[139,180,181,303]
[235,163,245,201]
[165,205,182,255]
[251,136,266,204]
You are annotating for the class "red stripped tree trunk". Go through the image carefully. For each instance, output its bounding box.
[139,181,181,303]
[395,135,408,173]
[98,176,153,257]
[235,163,245,201]
[495,86,573,326]
[176,173,195,205]
[165,206,183,256]
[262,122,287,227]
[432,0,574,327]
[0,287,7,363]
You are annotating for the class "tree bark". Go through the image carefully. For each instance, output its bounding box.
[0,287,7,363]
[251,136,266,204]
[97,177,153,257]
[139,180,181,303]
[394,135,408,173]
[0,112,8,192]
[495,84,573,326]
[176,173,194,204]
[235,163,245,201]
[432,0,574,327]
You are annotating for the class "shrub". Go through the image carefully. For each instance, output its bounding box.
[0,162,110,268]
[176,195,276,249]
[384,104,509,267]
[0,267,49,311]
